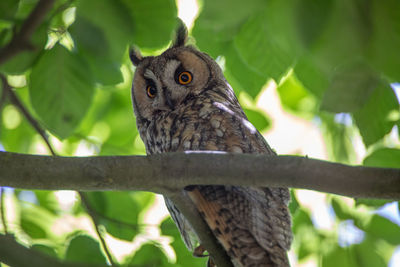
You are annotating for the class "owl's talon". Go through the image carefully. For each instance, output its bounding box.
[193,245,209,257]
[207,258,216,267]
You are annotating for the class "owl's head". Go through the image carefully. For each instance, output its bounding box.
[129,24,224,122]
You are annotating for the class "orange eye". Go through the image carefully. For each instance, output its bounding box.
[178,71,192,85]
[146,85,156,98]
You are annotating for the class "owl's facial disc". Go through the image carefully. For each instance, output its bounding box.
[132,48,211,121]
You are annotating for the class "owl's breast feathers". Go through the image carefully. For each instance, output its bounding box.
[143,88,292,266]
[143,88,274,155]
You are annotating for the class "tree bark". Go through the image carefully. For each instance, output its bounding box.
[0,151,399,199]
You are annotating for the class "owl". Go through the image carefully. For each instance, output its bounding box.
[129,24,292,267]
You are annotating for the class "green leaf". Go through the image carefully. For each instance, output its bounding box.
[288,189,300,215]
[367,0,400,81]
[130,191,155,212]
[84,192,140,241]
[351,237,386,267]
[83,192,107,214]
[331,197,354,221]
[0,23,48,74]
[320,113,357,163]
[310,0,370,74]
[65,235,107,264]
[69,15,123,85]
[297,0,375,103]
[0,0,19,21]
[160,217,177,237]
[0,101,36,153]
[31,244,58,258]
[21,217,47,239]
[20,203,56,239]
[321,62,381,113]
[293,218,322,260]
[363,148,400,168]
[224,44,266,97]
[95,89,139,155]
[160,218,207,267]
[192,0,266,57]
[34,191,59,214]
[29,44,95,139]
[353,85,399,146]
[125,0,177,48]
[294,0,334,47]
[355,199,392,209]
[226,2,300,97]
[0,26,12,47]
[129,243,171,266]
[277,72,316,114]
[322,246,354,267]
[364,215,400,246]
[243,108,270,131]
[234,3,299,82]
[14,0,39,20]
[294,55,329,99]
[75,0,134,61]
[292,208,313,234]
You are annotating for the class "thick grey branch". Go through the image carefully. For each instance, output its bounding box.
[0,151,399,199]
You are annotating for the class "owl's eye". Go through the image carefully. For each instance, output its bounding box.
[146,85,157,98]
[178,71,193,85]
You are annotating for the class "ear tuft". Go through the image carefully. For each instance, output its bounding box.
[172,19,188,47]
[129,47,143,66]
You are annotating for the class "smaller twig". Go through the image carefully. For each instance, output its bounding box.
[0,74,56,155]
[79,192,117,267]
[0,188,8,234]
[0,82,8,111]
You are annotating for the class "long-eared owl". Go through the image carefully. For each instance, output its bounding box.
[130,24,292,267]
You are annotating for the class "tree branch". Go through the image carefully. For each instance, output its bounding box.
[0,151,399,199]
[0,0,55,65]
[0,152,398,266]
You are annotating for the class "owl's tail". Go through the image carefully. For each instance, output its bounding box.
[188,186,291,267]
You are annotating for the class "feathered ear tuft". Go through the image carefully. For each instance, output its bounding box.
[129,47,143,66]
[172,19,188,47]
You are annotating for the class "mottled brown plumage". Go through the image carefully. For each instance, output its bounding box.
[130,24,292,266]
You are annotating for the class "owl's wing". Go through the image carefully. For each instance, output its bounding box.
[187,185,291,267]
[183,103,292,266]
[164,196,199,250]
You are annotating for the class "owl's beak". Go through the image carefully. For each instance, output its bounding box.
[165,96,174,110]
[153,102,170,111]
[152,87,174,111]
[152,97,174,111]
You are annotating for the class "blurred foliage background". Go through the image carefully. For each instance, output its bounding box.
[0,0,399,266]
